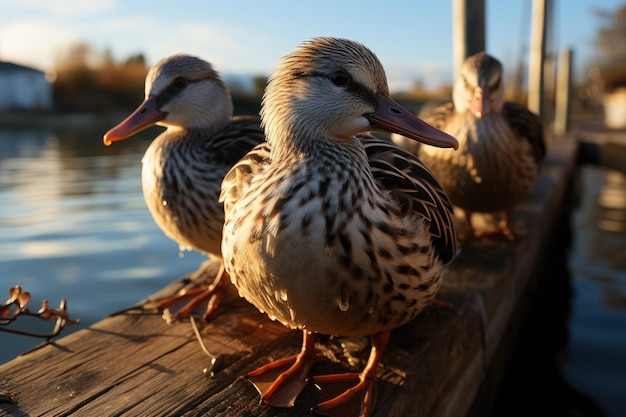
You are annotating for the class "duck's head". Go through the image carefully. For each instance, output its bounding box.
[453,52,505,119]
[261,37,457,151]
[104,54,232,145]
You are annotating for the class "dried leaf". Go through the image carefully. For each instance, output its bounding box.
[17,292,31,308]
[7,286,22,304]
[38,299,50,314]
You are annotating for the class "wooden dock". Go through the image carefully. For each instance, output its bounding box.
[0,135,579,417]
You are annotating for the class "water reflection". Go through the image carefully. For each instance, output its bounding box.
[493,162,626,417]
[491,182,609,417]
[565,165,626,417]
[0,123,205,361]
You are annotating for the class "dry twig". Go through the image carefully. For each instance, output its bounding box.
[0,285,81,340]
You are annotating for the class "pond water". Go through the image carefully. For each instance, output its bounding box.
[492,142,626,417]
[562,164,626,417]
[0,122,624,416]
[0,122,206,360]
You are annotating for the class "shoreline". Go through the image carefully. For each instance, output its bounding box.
[0,111,128,129]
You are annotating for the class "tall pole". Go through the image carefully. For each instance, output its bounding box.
[554,48,573,136]
[453,0,485,82]
[528,0,548,117]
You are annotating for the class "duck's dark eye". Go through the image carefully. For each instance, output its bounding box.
[173,77,189,89]
[490,77,501,92]
[329,71,350,87]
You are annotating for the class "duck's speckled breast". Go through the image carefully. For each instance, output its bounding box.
[222,153,443,337]
[142,133,225,256]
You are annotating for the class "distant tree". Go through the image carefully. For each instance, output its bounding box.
[53,42,148,112]
[53,43,102,111]
[251,75,268,97]
[55,42,93,70]
[125,54,146,66]
[97,52,148,108]
[433,85,453,99]
[408,80,428,100]
[228,76,264,115]
[592,4,626,91]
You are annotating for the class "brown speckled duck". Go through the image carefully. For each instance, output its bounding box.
[220,37,458,417]
[394,52,545,241]
[104,54,264,321]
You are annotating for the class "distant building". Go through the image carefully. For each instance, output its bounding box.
[0,61,53,111]
[604,87,626,129]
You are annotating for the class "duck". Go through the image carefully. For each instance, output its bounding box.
[220,37,458,417]
[394,51,545,241]
[103,54,264,322]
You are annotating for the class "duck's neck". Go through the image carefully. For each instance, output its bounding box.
[268,121,365,167]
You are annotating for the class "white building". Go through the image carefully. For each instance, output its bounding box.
[0,61,53,111]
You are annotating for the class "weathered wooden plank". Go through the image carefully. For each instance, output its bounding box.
[0,136,578,417]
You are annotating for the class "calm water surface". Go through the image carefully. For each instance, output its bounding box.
[565,164,626,417]
[0,123,624,415]
[0,123,205,360]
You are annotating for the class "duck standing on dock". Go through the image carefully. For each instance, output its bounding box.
[103,54,264,322]
[394,52,545,241]
[220,37,458,417]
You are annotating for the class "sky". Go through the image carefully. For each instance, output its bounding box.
[0,0,623,92]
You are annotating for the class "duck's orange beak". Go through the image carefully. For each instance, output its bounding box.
[103,96,166,146]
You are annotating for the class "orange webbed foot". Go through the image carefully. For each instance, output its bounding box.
[249,331,322,408]
[310,372,377,417]
[310,331,390,417]
[147,265,228,323]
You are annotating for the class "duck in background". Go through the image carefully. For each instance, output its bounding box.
[393,51,545,241]
[220,37,458,417]
[103,54,264,322]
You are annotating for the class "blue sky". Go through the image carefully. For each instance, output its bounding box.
[0,0,622,92]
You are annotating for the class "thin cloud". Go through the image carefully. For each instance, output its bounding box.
[0,0,117,16]
[1,19,79,70]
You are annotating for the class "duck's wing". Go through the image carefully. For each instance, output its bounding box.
[502,102,546,165]
[362,136,457,264]
[208,115,266,166]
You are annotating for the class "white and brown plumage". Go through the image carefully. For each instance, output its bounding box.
[220,37,458,417]
[395,52,545,241]
[103,54,264,321]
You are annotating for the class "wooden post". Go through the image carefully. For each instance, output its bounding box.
[554,48,572,136]
[528,0,548,116]
[543,53,556,133]
[453,0,485,82]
